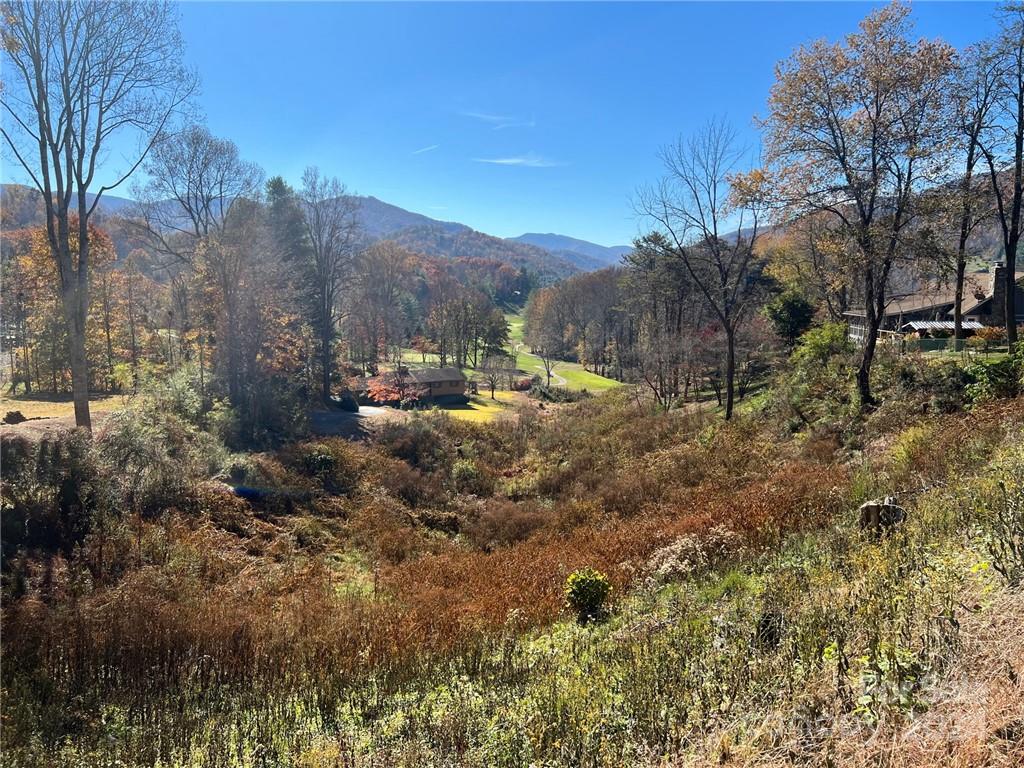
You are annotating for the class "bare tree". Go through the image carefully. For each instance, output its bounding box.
[537,348,558,388]
[134,125,263,401]
[637,118,768,419]
[299,167,360,401]
[978,4,1024,344]
[951,44,1000,343]
[763,3,953,406]
[135,125,263,264]
[1,1,195,428]
[478,354,513,399]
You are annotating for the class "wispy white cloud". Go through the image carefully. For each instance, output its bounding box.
[460,110,535,130]
[460,110,514,124]
[493,117,536,131]
[472,152,564,168]
[412,144,440,155]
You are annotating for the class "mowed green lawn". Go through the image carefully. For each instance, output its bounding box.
[396,313,620,393]
[0,392,126,420]
[505,312,622,393]
[434,391,520,423]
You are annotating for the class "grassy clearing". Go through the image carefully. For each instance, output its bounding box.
[505,311,622,393]
[430,392,519,423]
[0,391,127,420]
[395,312,622,394]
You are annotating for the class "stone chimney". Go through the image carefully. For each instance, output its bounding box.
[990,261,1007,325]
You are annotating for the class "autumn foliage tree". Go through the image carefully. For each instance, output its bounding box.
[1,0,194,428]
[299,167,360,402]
[0,221,129,395]
[638,119,770,419]
[764,2,954,406]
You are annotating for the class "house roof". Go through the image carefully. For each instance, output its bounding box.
[350,366,466,393]
[901,320,983,332]
[845,271,1022,319]
[408,367,466,385]
[957,271,1024,316]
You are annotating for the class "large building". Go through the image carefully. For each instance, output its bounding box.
[845,262,1024,341]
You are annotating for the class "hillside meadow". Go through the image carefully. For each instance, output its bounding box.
[2,338,1023,767]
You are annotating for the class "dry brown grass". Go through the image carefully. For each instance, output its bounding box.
[679,586,1024,768]
[383,459,848,654]
[4,390,1021,764]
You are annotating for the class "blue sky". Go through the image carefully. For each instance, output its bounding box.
[5,2,1001,246]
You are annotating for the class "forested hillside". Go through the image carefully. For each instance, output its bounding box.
[0,183,584,281]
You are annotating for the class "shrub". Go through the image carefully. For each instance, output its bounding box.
[974,447,1024,586]
[376,415,454,473]
[465,498,549,550]
[971,325,1006,352]
[3,410,27,424]
[528,384,589,403]
[764,289,815,347]
[450,458,495,496]
[302,444,336,477]
[964,355,1022,403]
[147,363,204,426]
[791,322,853,368]
[377,459,446,508]
[644,525,742,584]
[564,566,611,624]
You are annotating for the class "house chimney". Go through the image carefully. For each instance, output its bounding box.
[990,261,1007,325]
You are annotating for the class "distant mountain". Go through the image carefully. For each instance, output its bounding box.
[388,224,579,281]
[86,191,136,215]
[350,195,467,239]
[1,183,136,224]
[509,233,632,268]
[1,183,588,280]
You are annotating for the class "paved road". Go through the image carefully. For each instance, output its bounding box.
[532,364,567,386]
[308,405,398,438]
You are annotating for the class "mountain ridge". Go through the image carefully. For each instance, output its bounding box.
[509,232,632,268]
[2,183,623,279]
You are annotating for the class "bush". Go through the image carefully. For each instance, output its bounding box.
[764,289,815,347]
[964,354,1022,403]
[377,459,446,508]
[974,447,1024,586]
[528,384,589,403]
[791,322,853,368]
[564,566,611,624]
[303,444,336,477]
[465,498,549,550]
[971,325,1006,352]
[147,363,204,426]
[644,525,742,584]
[376,415,454,473]
[450,458,495,496]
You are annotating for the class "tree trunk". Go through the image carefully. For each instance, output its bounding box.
[953,256,966,349]
[1009,60,1023,346]
[62,286,93,430]
[954,142,976,348]
[856,266,880,408]
[724,326,735,420]
[103,288,115,392]
[321,326,332,403]
[127,268,139,391]
[1007,235,1019,345]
